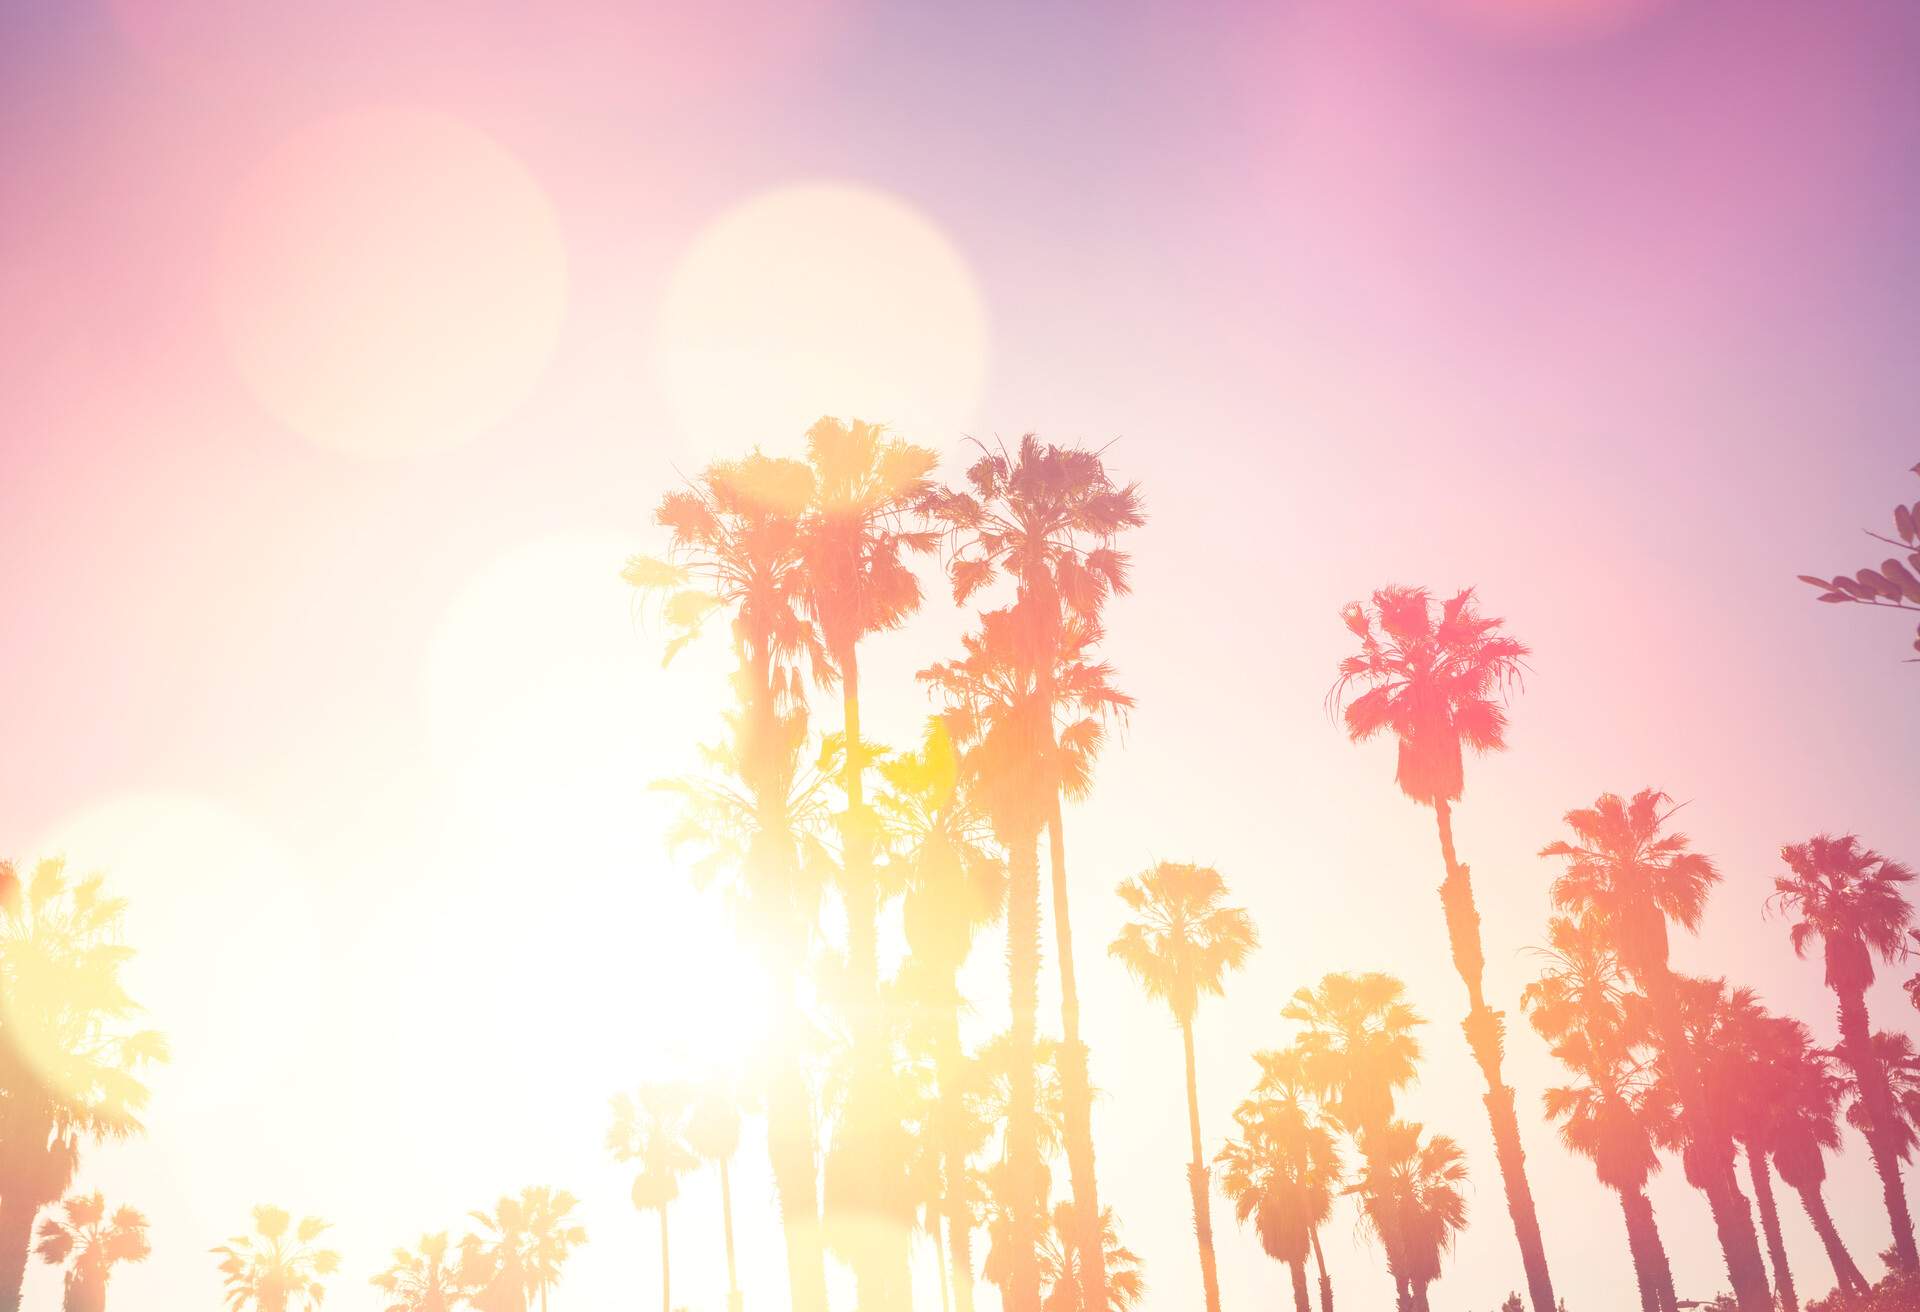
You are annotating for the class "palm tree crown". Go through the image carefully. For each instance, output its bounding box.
[371,1232,469,1312]
[1770,834,1915,995]
[35,1192,149,1312]
[1109,863,1258,1025]
[1283,972,1424,1139]
[212,1206,340,1312]
[1540,790,1719,979]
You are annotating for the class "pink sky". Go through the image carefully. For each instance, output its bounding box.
[4,2,1919,1309]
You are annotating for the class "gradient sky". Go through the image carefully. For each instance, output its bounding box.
[4,2,1920,1309]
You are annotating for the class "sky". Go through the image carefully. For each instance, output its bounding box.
[3,0,1920,1309]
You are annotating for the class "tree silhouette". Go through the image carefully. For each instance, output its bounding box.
[462,1189,584,1312]
[1217,1052,1344,1312]
[1770,832,1918,1271]
[371,1232,472,1312]
[1350,1123,1469,1312]
[0,858,167,1312]
[1110,861,1256,1312]
[32,1193,148,1312]
[1794,463,1920,660]
[1771,1035,1871,1297]
[1329,585,1555,1312]
[1541,789,1772,1309]
[1035,1202,1143,1312]
[212,1206,340,1312]
[611,1084,698,1312]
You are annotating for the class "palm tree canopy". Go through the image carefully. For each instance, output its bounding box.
[1327,586,1527,806]
[1282,971,1424,1138]
[1842,1030,1920,1161]
[372,1232,469,1312]
[1215,1087,1344,1266]
[1539,789,1720,978]
[1764,1026,1849,1190]
[34,1192,151,1273]
[1770,833,1916,994]
[1035,1201,1145,1312]
[1109,862,1258,1024]
[609,1083,699,1213]
[686,1080,745,1164]
[212,1205,341,1312]
[1350,1122,1470,1286]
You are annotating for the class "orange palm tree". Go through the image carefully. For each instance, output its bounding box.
[33,1193,148,1312]
[0,859,167,1312]
[1770,832,1918,1270]
[1035,1202,1144,1312]
[1540,789,1772,1310]
[610,1084,698,1312]
[1771,1037,1870,1296]
[926,433,1143,1312]
[1328,586,1555,1312]
[627,453,830,1312]
[212,1207,340,1312]
[371,1233,471,1312]
[1109,861,1256,1312]
[1351,1123,1468,1312]
[1521,916,1678,1312]
[1216,1066,1344,1312]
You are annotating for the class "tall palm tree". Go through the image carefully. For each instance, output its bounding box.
[1350,1123,1469,1312]
[1283,972,1424,1308]
[1251,1045,1344,1312]
[1771,1037,1870,1296]
[1109,861,1257,1312]
[1770,832,1918,1270]
[800,417,939,1312]
[1328,586,1555,1312]
[687,1080,748,1312]
[0,859,167,1312]
[1035,1202,1144,1312]
[1521,915,1679,1312]
[883,718,1007,1312]
[627,452,831,1312]
[32,1193,148,1312]
[610,1084,698,1312]
[1710,996,1808,1312]
[212,1207,340,1312]
[1540,789,1772,1310]
[1216,1067,1344,1312]
[372,1233,471,1312]
[926,433,1144,1312]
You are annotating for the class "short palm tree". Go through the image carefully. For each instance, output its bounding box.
[1329,586,1555,1312]
[1772,1037,1870,1296]
[1283,972,1423,1306]
[515,1188,585,1312]
[1216,1069,1344,1312]
[1351,1123,1469,1312]
[462,1188,584,1312]
[1109,861,1256,1312]
[1770,832,1918,1270]
[1251,1045,1344,1312]
[33,1193,148,1312]
[372,1233,470,1312]
[1522,916,1678,1312]
[1035,1202,1143,1312]
[687,1080,748,1312]
[1541,789,1771,1310]
[212,1206,340,1312]
[610,1084,698,1312]
[0,859,167,1312]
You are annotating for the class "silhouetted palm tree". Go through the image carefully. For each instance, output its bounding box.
[1329,586,1555,1312]
[462,1189,584,1312]
[1250,1045,1344,1312]
[628,453,830,1312]
[1770,833,1918,1270]
[1035,1202,1144,1312]
[1217,1061,1344,1312]
[1284,972,1423,1308]
[1847,1030,1920,1159]
[800,417,939,1312]
[32,1193,148,1312]
[1541,789,1772,1310]
[1771,1036,1870,1296]
[1351,1123,1469,1312]
[926,433,1143,1312]
[687,1080,748,1312]
[1522,915,1679,1312]
[372,1233,471,1312]
[611,1084,698,1312]
[212,1206,340,1312]
[0,859,167,1312]
[1110,861,1256,1312]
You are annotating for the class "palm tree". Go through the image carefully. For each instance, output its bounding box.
[627,452,831,1312]
[800,417,939,1312]
[212,1206,340,1312]
[925,433,1144,1312]
[883,718,1007,1312]
[1770,832,1918,1270]
[1708,996,1812,1312]
[1216,1069,1344,1312]
[1250,1045,1344,1312]
[1036,1202,1144,1312]
[1283,972,1424,1308]
[1521,915,1679,1312]
[972,1036,1072,1312]
[1350,1123,1469,1312]
[515,1188,585,1312]
[462,1189,584,1312]
[1772,1037,1870,1296]
[0,859,167,1312]
[611,1084,698,1312]
[1540,789,1772,1310]
[1328,586,1555,1312]
[372,1233,471,1312]
[1109,861,1257,1312]
[687,1081,748,1312]
[32,1193,148,1312]
[1846,1030,1920,1159]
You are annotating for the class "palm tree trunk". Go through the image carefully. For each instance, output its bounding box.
[720,1158,743,1312]
[1744,1145,1796,1311]
[660,1206,672,1312]
[1408,1279,1432,1312]
[936,1215,952,1312]
[1179,1016,1224,1312]
[940,994,977,1312]
[1429,800,1556,1312]
[1835,985,1919,1269]
[1046,800,1109,1312]
[1624,1186,1678,1312]
[1004,828,1045,1312]
[0,1196,36,1312]
[1310,1227,1334,1312]
[1615,1188,1659,1312]
[766,1050,828,1312]
[1289,1258,1312,1312]
[1790,1178,1869,1293]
